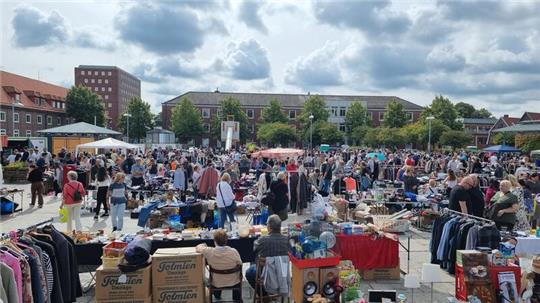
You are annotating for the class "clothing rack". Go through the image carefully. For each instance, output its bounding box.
[22,217,54,232]
[442,208,494,223]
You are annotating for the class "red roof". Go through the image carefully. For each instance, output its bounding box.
[524,112,540,121]
[0,70,68,113]
[502,116,520,126]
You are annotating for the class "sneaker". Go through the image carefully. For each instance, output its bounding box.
[94,215,98,220]
[30,204,35,207]
[38,205,43,208]
[101,213,109,217]
[112,227,117,232]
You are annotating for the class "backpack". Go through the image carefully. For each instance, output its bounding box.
[70,183,83,202]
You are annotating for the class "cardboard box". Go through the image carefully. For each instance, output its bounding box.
[95,265,152,301]
[152,284,205,303]
[361,265,400,280]
[456,250,482,266]
[97,295,152,303]
[152,247,204,286]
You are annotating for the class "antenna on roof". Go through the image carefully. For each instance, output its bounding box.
[214,88,220,93]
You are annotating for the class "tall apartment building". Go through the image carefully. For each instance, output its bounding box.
[162,91,424,147]
[0,70,70,137]
[74,65,141,129]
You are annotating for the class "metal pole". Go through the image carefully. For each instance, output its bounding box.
[126,116,130,143]
[310,118,313,151]
[428,118,432,154]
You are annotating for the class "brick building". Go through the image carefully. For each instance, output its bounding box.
[74,65,141,129]
[458,117,498,148]
[162,91,424,147]
[0,70,70,138]
[487,114,520,144]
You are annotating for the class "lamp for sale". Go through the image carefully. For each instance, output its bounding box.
[421,263,442,302]
[404,275,420,302]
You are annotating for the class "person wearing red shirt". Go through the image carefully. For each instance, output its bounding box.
[405,155,415,166]
[61,170,86,232]
[285,159,298,172]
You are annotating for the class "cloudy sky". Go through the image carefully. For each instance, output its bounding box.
[1,0,539,117]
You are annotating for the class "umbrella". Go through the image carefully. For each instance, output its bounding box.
[251,148,304,159]
[482,145,521,153]
[367,152,386,161]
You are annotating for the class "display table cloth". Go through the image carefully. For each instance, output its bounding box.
[75,236,258,266]
[333,234,399,269]
[515,237,540,256]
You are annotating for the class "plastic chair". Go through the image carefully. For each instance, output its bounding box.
[252,257,287,303]
[206,264,243,303]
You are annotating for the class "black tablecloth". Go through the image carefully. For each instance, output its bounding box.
[75,237,258,266]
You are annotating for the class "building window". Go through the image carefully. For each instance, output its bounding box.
[108,103,112,108]
[65,118,70,124]
[101,87,105,92]
[94,71,98,76]
[101,71,105,76]
[248,124,255,133]
[105,79,108,84]
[26,130,31,137]
[406,112,413,122]
[108,87,112,92]
[289,110,296,120]
[91,79,95,83]
[331,106,338,116]
[15,94,20,102]
[84,78,88,83]
[108,71,112,76]
[105,95,109,100]
[94,87,99,91]
[81,70,85,75]
[379,112,385,121]
[0,111,5,122]
[202,108,210,118]
[203,123,210,133]
[217,109,223,117]
[98,79,102,84]
[0,129,5,136]
[37,115,42,124]
[340,107,347,117]
[61,103,65,109]
[339,123,346,132]
[26,114,31,123]
[14,113,19,123]
[13,129,19,137]
[367,112,373,121]
[56,117,61,125]
[246,109,254,119]
[47,116,52,125]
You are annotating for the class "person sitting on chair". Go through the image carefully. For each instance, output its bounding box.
[196,229,243,301]
[245,214,289,292]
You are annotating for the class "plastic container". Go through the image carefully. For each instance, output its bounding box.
[289,251,341,269]
[102,241,128,258]
[101,256,121,269]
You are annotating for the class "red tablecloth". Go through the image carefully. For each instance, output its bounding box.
[333,234,399,270]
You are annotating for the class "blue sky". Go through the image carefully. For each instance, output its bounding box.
[1,0,539,117]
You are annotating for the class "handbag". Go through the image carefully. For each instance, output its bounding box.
[219,183,237,212]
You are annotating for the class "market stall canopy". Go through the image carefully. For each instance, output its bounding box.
[75,137,139,155]
[251,148,304,159]
[482,144,521,153]
[367,152,386,161]
[37,122,121,136]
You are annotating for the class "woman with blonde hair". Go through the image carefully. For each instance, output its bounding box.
[505,174,531,231]
[61,170,86,232]
[216,173,237,229]
[108,172,128,231]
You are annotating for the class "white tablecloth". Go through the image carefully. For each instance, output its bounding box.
[515,237,540,256]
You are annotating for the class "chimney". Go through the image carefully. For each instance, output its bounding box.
[214,88,220,93]
[503,114,509,118]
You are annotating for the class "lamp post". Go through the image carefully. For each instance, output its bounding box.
[426,116,435,154]
[123,113,132,143]
[309,114,314,151]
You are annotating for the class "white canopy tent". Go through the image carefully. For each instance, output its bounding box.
[75,137,140,156]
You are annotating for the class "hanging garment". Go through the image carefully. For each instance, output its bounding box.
[0,262,19,303]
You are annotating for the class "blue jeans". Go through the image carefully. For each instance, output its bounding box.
[111,203,126,231]
[219,207,236,229]
[321,179,330,193]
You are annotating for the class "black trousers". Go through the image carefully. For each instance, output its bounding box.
[213,283,242,301]
[95,186,109,215]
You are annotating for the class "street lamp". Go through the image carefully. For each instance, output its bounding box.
[426,116,435,154]
[309,114,314,151]
[123,113,132,143]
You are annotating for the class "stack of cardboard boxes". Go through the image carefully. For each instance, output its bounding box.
[152,247,205,303]
[95,265,152,303]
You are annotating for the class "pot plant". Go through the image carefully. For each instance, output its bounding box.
[2,162,29,184]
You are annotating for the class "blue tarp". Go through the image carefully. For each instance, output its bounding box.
[482,145,521,153]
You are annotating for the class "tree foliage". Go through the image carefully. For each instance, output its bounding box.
[211,97,250,142]
[516,134,540,153]
[257,122,297,147]
[378,127,407,147]
[153,112,162,127]
[299,95,329,127]
[260,99,288,124]
[474,108,493,118]
[424,95,461,130]
[345,101,368,133]
[384,100,408,128]
[455,102,492,118]
[350,125,370,146]
[171,97,204,144]
[65,85,106,126]
[439,130,473,148]
[318,122,344,145]
[492,132,515,146]
[118,97,154,142]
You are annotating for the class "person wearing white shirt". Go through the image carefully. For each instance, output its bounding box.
[216,173,236,229]
[447,156,460,173]
[7,150,17,164]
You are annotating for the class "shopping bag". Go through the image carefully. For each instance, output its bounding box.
[59,207,68,223]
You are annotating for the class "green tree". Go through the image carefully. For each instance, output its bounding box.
[439,130,473,148]
[345,101,368,133]
[377,127,406,148]
[492,132,515,145]
[350,125,370,146]
[211,97,250,142]
[65,85,106,126]
[318,122,344,145]
[260,99,288,124]
[118,97,154,142]
[170,98,204,144]
[384,100,408,128]
[424,95,461,130]
[455,102,476,118]
[153,112,162,127]
[473,108,493,118]
[363,128,380,147]
[298,95,329,144]
[257,122,297,147]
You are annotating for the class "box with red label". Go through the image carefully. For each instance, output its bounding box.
[95,265,151,301]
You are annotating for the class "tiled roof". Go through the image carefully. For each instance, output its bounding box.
[163,91,424,110]
[462,118,498,125]
[502,116,520,126]
[522,112,540,121]
[0,70,68,113]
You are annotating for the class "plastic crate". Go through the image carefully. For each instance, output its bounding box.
[455,264,521,301]
[102,241,128,258]
[289,252,341,269]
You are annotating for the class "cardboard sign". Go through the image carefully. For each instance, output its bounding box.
[95,265,151,301]
[152,247,204,286]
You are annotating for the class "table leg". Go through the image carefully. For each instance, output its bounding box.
[407,236,410,274]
